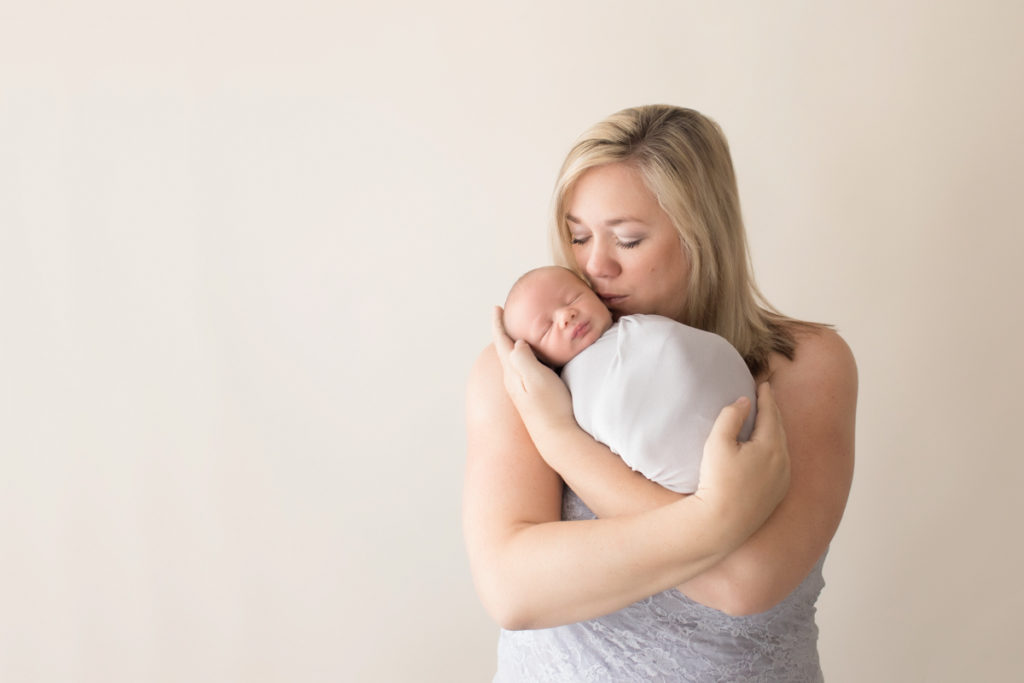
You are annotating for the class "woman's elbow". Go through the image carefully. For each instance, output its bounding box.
[467,554,539,630]
[492,607,534,632]
[476,581,537,631]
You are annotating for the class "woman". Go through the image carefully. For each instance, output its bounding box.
[464,105,857,680]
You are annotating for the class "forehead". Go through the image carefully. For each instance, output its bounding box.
[517,268,583,305]
[525,267,581,292]
[507,269,581,329]
[566,163,657,219]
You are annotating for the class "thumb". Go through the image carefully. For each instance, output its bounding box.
[708,395,752,447]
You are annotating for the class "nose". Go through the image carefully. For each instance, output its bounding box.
[555,305,577,328]
[582,237,621,281]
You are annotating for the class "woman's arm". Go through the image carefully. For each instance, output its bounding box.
[677,328,857,615]
[463,341,788,630]
[490,307,776,520]
[531,326,857,617]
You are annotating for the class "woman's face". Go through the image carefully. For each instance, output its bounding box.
[565,163,691,322]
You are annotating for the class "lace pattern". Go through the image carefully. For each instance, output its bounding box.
[494,490,825,682]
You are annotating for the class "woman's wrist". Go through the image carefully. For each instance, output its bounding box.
[523,415,583,469]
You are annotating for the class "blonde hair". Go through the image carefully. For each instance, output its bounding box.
[551,105,821,376]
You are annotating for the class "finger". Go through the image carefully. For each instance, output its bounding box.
[708,395,752,446]
[491,306,515,363]
[750,382,784,442]
[508,339,544,388]
[508,338,539,371]
[756,382,776,413]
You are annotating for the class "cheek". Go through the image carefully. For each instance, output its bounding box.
[641,253,669,278]
[644,253,688,301]
[663,248,689,281]
[570,243,586,264]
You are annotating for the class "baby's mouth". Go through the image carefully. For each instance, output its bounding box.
[571,321,590,340]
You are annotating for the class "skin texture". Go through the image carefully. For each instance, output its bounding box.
[502,267,613,368]
[565,163,691,321]
[463,161,856,627]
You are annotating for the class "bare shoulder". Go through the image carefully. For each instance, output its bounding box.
[768,326,857,405]
[767,326,857,481]
[794,326,856,374]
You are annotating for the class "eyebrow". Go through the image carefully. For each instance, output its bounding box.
[565,213,644,227]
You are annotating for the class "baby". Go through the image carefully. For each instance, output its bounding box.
[502,265,756,494]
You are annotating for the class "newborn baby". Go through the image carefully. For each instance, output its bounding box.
[502,266,756,493]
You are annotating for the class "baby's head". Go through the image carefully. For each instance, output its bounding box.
[503,266,613,368]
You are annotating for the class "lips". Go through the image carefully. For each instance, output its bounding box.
[597,292,627,306]
[571,321,590,340]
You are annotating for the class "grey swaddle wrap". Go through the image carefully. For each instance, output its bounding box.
[560,314,756,493]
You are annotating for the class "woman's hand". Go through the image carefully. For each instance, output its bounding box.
[491,306,577,447]
[694,383,790,531]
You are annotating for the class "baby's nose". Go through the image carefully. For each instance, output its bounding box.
[556,306,577,327]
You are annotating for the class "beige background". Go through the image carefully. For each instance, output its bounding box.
[3,1,1022,681]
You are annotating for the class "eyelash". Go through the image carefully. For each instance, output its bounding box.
[570,236,642,249]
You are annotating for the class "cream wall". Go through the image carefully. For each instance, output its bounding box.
[3,2,1022,681]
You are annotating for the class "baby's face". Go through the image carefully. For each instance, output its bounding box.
[504,267,613,368]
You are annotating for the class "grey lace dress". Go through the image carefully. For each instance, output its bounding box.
[494,490,826,682]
